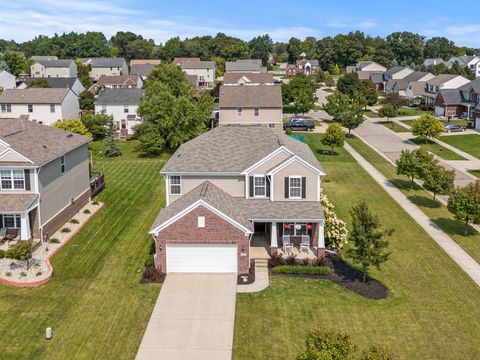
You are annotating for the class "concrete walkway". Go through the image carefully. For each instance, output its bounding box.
[344,142,480,287]
[237,259,269,293]
[136,273,237,360]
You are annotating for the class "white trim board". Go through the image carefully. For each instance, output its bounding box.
[266,155,325,176]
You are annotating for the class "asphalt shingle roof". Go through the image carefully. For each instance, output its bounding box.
[223,73,274,85]
[34,59,74,68]
[219,85,282,108]
[95,88,144,105]
[22,77,79,89]
[437,89,475,106]
[130,64,157,76]
[0,194,38,212]
[181,61,215,69]
[0,88,70,104]
[225,60,263,72]
[427,74,460,86]
[78,57,126,68]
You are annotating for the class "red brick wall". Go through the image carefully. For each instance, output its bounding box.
[154,205,250,274]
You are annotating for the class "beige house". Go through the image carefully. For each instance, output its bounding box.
[218,85,283,129]
[31,59,77,78]
[149,126,326,274]
[346,61,387,73]
[78,58,129,80]
[180,61,216,88]
[0,118,91,241]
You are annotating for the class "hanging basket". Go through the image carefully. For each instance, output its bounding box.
[306,224,313,230]
[284,224,291,230]
[295,224,302,230]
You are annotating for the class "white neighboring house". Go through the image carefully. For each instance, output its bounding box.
[95,88,143,138]
[447,56,480,78]
[0,88,79,125]
[180,61,216,88]
[78,58,129,81]
[17,77,85,96]
[0,70,16,90]
[30,59,77,78]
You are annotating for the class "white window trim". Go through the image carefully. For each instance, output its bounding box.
[1,214,21,228]
[169,175,182,196]
[0,169,25,191]
[282,222,310,236]
[198,216,205,228]
[289,175,302,199]
[253,175,267,198]
[60,155,66,175]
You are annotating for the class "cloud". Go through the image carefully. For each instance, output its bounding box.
[446,24,480,36]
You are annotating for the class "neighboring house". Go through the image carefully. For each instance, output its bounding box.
[88,75,143,94]
[423,58,445,67]
[94,88,143,138]
[447,56,480,77]
[18,77,85,96]
[78,58,129,80]
[173,57,200,66]
[180,61,216,88]
[346,61,387,73]
[423,74,470,106]
[385,71,434,96]
[31,59,77,78]
[285,59,319,76]
[474,103,480,129]
[129,60,161,79]
[225,59,266,73]
[223,72,274,85]
[383,66,414,81]
[149,125,326,274]
[434,78,480,119]
[406,81,430,103]
[30,56,58,61]
[0,117,91,241]
[0,70,16,90]
[185,74,199,88]
[0,88,79,125]
[218,85,282,129]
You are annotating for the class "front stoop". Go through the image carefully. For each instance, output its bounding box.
[237,259,269,293]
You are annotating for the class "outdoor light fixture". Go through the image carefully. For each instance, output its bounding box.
[241,245,245,252]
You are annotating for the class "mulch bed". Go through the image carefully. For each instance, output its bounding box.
[237,260,255,285]
[140,265,166,284]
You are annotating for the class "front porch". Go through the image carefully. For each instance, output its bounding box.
[0,207,40,248]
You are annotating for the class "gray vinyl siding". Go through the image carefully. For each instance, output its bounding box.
[38,144,90,224]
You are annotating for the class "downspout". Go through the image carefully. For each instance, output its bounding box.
[36,167,44,243]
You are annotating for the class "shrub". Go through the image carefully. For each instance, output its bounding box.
[36,271,43,277]
[20,271,27,277]
[69,218,79,224]
[268,251,285,267]
[285,254,297,265]
[144,256,154,268]
[271,265,331,275]
[83,209,91,214]
[142,265,164,282]
[92,200,99,205]
[61,227,71,233]
[285,128,293,135]
[297,328,357,360]
[6,240,33,269]
[5,272,11,277]
[0,249,5,259]
[320,193,348,250]
[48,238,60,244]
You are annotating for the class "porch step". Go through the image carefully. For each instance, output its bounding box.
[255,259,269,268]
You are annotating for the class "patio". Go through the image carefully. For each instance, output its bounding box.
[250,231,318,261]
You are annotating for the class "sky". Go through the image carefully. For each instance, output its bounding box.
[1,0,479,47]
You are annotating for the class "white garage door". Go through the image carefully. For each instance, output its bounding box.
[434,106,444,117]
[166,244,238,273]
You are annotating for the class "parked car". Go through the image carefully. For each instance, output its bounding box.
[444,123,466,133]
[283,118,315,131]
[273,79,283,84]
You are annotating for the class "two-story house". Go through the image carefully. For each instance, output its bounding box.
[285,59,319,76]
[385,71,435,96]
[180,60,216,88]
[422,74,470,107]
[88,75,143,94]
[225,59,266,73]
[94,88,143,138]
[434,78,480,119]
[129,59,161,79]
[218,85,283,129]
[149,126,326,274]
[0,117,91,241]
[447,56,480,78]
[0,88,80,125]
[18,77,85,96]
[0,70,16,90]
[30,59,77,78]
[78,58,129,81]
[346,61,387,73]
[173,57,200,66]
[223,73,274,85]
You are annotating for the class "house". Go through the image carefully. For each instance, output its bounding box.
[0,117,91,241]
[383,66,414,81]
[346,61,387,73]
[423,58,445,67]
[78,58,129,80]
[18,77,85,96]
[423,74,470,106]
[0,70,16,90]
[30,59,77,78]
[447,56,480,77]
[30,56,58,61]
[223,72,274,85]
[474,104,480,129]
[0,88,79,125]
[434,78,480,119]
[149,125,326,274]
[385,71,434,96]
[88,75,143,94]
[129,60,161,79]
[406,81,430,103]
[285,59,319,76]
[173,57,200,66]
[94,88,143,138]
[225,59,266,73]
[218,85,283,129]
[180,61,216,88]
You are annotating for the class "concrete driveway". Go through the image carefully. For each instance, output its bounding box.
[136,273,237,360]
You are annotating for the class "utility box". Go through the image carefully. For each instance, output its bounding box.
[46,327,53,340]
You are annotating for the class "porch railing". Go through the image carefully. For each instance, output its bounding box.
[90,172,105,198]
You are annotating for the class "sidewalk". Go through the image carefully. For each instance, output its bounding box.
[343,142,480,287]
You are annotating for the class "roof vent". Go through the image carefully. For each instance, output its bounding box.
[42,145,47,149]
[67,134,73,138]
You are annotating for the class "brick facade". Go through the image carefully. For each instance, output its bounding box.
[42,190,91,240]
[154,205,250,275]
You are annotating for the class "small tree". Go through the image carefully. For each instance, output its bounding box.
[320,194,348,250]
[411,114,444,143]
[337,100,365,135]
[324,73,335,88]
[321,123,345,154]
[422,163,455,200]
[6,240,33,270]
[396,148,434,188]
[27,79,51,88]
[81,113,109,141]
[348,201,392,282]
[52,119,91,137]
[383,92,407,110]
[79,90,95,111]
[296,328,357,360]
[337,72,360,98]
[447,181,480,235]
[103,116,122,158]
[361,344,394,360]
[377,104,397,123]
[357,80,378,107]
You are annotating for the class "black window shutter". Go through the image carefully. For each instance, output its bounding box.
[24,169,31,191]
[301,177,306,198]
[249,176,254,197]
[284,177,289,198]
[0,214,3,228]
[266,176,270,197]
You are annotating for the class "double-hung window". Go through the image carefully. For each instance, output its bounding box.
[1,214,21,228]
[28,104,33,113]
[237,107,243,117]
[289,176,302,199]
[0,170,25,190]
[50,104,55,113]
[169,176,181,195]
[60,156,66,174]
[254,107,259,116]
[253,175,266,197]
[1,104,11,113]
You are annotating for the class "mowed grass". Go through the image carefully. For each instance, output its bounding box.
[234,133,480,360]
[409,137,466,160]
[469,170,480,178]
[379,121,411,133]
[346,136,480,263]
[440,134,480,159]
[0,141,168,359]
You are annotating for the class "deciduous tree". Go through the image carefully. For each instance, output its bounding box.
[79,90,94,111]
[52,118,91,137]
[27,78,51,88]
[448,181,480,235]
[321,123,345,154]
[80,113,109,140]
[422,163,455,200]
[377,104,397,122]
[396,148,434,187]
[411,114,444,143]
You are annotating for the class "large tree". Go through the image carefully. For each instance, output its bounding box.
[386,31,425,65]
[81,113,110,140]
[396,148,434,187]
[424,37,459,60]
[337,73,360,98]
[323,91,364,134]
[111,31,142,58]
[282,73,317,114]
[248,34,272,65]
[357,80,378,106]
[287,37,303,64]
[448,181,480,236]
[79,90,95,111]
[3,50,29,76]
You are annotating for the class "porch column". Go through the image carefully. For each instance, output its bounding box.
[20,213,31,240]
[317,221,325,259]
[270,221,278,249]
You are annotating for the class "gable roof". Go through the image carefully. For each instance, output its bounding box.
[427,74,460,86]
[181,60,215,69]
[22,77,80,89]
[95,88,144,105]
[223,72,274,85]
[130,59,161,65]
[384,66,409,77]
[423,58,445,66]
[34,59,74,68]
[387,72,433,91]
[30,55,58,61]
[0,88,71,104]
[225,59,263,72]
[78,57,126,68]
[459,78,480,94]
[437,89,475,106]
[408,81,428,96]
[0,117,90,166]
[130,64,157,76]
[219,85,282,108]
[173,57,201,66]
[95,75,139,87]
[161,125,323,174]
[296,59,319,67]
[448,56,477,66]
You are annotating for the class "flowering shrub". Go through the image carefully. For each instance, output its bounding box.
[320,193,348,250]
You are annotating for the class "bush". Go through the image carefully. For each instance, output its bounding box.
[48,238,60,244]
[268,251,285,267]
[69,218,79,224]
[5,272,11,277]
[144,256,154,268]
[285,128,293,135]
[0,249,5,259]
[36,271,42,277]
[61,227,71,233]
[83,209,91,214]
[20,271,27,277]
[92,200,99,205]
[272,265,331,275]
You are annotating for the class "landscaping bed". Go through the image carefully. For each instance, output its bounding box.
[237,259,255,285]
[140,265,166,284]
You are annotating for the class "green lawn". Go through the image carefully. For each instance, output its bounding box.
[469,170,480,178]
[402,119,472,128]
[379,121,410,133]
[409,137,466,160]
[439,134,480,159]
[363,110,380,118]
[396,107,431,117]
[0,141,167,359]
[235,133,480,360]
